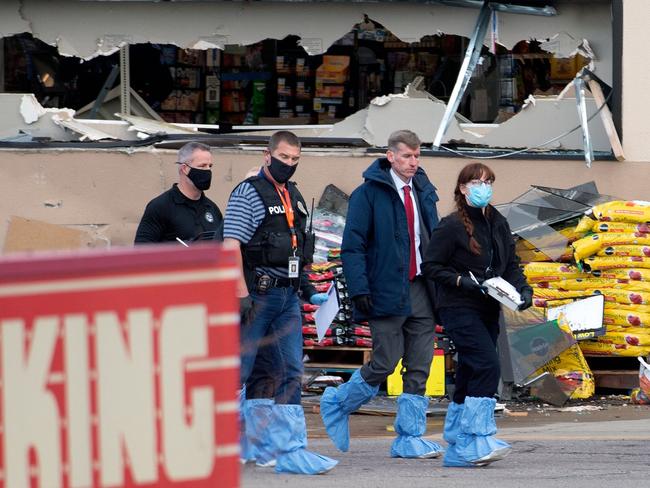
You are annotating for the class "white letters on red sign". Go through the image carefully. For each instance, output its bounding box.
[2,317,62,488]
[0,304,226,488]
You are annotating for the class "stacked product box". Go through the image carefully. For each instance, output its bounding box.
[276,58,294,118]
[314,55,349,123]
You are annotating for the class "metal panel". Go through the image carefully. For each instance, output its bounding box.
[433,1,491,148]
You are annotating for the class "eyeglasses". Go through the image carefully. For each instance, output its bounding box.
[467,179,494,187]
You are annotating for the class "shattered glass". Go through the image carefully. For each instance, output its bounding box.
[500,307,576,386]
[495,182,618,261]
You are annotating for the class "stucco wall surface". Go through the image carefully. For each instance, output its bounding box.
[1,148,645,250]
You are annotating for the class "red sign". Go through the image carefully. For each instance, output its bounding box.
[0,244,240,488]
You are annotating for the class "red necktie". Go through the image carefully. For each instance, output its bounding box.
[403,185,417,281]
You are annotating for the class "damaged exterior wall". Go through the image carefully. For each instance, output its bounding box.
[3,1,649,250]
[0,1,613,83]
[1,147,648,250]
[622,0,650,162]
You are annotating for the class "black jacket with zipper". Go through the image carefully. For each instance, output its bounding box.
[422,204,532,314]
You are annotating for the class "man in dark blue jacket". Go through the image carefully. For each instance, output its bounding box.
[320,130,443,459]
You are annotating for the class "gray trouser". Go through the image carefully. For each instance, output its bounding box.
[360,277,435,395]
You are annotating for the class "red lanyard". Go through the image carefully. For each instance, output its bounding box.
[274,184,298,250]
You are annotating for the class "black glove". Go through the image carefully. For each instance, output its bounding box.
[518,288,534,311]
[352,294,374,315]
[458,276,488,296]
[239,295,255,325]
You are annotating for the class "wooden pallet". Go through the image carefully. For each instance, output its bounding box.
[585,355,641,390]
[592,370,639,390]
[303,346,371,372]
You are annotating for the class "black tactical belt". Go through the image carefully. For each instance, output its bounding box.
[254,274,299,291]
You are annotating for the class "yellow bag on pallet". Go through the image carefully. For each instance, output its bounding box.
[593,222,650,234]
[604,301,650,314]
[579,340,650,357]
[582,256,650,272]
[621,281,650,292]
[533,320,594,399]
[532,297,576,308]
[604,308,650,327]
[533,288,596,300]
[536,278,619,291]
[576,215,597,234]
[603,288,650,306]
[524,262,589,283]
[573,233,650,261]
[517,247,573,263]
[592,268,650,281]
[598,330,650,347]
[590,200,650,224]
[596,245,650,258]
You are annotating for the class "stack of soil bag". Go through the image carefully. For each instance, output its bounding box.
[301,251,372,349]
[521,201,650,358]
[571,201,650,357]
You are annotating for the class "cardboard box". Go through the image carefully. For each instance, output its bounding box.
[549,57,577,80]
[315,84,344,98]
[316,55,350,84]
[3,216,105,253]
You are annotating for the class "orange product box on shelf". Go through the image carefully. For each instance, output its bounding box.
[315,84,344,98]
[316,55,350,84]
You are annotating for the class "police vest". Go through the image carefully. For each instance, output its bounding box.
[242,176,315,268]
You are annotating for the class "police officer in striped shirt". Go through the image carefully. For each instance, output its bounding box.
[223,131,337,475]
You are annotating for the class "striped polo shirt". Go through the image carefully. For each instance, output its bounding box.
[223,176,288,279]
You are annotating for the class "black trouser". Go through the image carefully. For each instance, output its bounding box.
[438,307,500,404]
[360,278,435,395]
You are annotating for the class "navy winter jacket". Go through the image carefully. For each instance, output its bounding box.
[342,157,439,319]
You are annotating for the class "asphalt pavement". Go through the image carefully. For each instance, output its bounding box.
[241,417,650,488]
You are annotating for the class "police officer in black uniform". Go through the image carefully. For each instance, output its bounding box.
[134,141,223,244]
[223,131,336,475]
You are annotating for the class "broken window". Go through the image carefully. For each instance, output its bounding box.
[0,0,619,161]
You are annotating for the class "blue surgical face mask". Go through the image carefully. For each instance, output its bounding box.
[467,183,493,208]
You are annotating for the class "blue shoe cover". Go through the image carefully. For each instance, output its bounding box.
[239,389,255,463]
[390,393,443,458]
[320,369,378,452]
[443,442,478,467]
[454,433,511,464]
[276,450,338,475]
[442,396,511,466]
[459,397,498,436]
[272,404,338,475]
[245,399,276,467]
[442,402,464,445]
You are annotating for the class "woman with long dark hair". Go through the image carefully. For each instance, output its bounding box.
[422,162,533,467]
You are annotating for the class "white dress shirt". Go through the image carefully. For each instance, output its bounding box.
[389,168,422,276]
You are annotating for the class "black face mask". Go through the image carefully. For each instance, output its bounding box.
[268,156,297,184]
[186,167,212,191]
